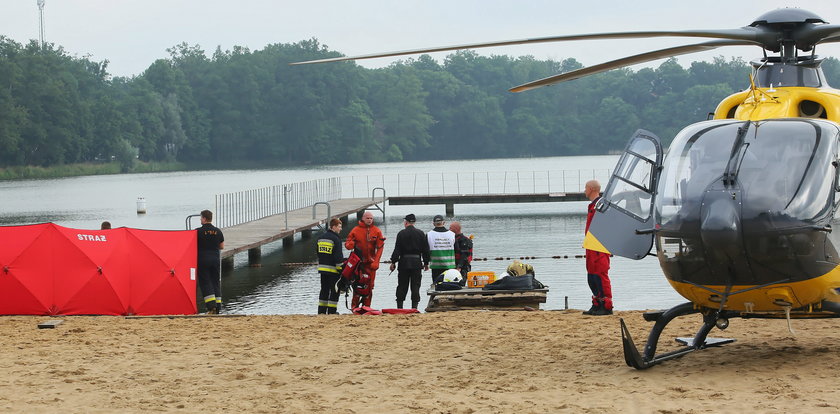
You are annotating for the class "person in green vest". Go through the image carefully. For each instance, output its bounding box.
[426,214,455,284]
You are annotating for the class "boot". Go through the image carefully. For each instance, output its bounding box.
[411,301,419,309]
[582,304,598,315]
[591,305,613,316]
[397,301,404,309]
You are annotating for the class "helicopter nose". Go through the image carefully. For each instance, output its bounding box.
[700,195,741,250]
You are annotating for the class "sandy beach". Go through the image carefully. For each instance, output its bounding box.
[1,310,839,413]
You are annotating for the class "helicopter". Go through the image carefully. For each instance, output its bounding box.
[293,8,840,369]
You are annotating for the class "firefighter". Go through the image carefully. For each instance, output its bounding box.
[344,211,385,308]
[389,213,430,309]
[316,218,344,314]
[583,180,613,316]
[196,209,224,314]
[449,221,473,285]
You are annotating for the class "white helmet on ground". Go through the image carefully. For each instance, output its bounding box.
[442,268,462,283]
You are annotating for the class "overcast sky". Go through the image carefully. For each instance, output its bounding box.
[3,0,840,78]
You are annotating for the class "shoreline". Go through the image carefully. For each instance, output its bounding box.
[1,310,838,412]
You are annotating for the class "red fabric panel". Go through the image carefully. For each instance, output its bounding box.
[126,228,197,315]
[52,226,129,315]
[0,223,54,315]
[0,223,197,316]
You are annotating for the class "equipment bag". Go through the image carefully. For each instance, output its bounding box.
[482,274,545,290]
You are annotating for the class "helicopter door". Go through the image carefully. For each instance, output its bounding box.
[584,129,663,259]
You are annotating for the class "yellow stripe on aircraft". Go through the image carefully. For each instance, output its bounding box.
[582,231,611,254]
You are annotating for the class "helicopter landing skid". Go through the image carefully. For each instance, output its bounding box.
[620,302,735,369]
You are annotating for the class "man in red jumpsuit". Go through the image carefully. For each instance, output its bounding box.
[345,211,385,308]
[583,180,613,315]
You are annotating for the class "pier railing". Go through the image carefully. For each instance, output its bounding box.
[215,177,342,228]
[214,169,610,228]
[338,169,612,198]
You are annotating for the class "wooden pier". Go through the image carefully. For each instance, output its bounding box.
[220,197,383,267]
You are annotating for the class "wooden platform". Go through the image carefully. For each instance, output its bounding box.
[220,198,383,260]
[425,287,549,312]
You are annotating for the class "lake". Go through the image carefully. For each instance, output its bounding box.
[0,155,686,314]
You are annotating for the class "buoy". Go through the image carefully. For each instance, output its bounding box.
[136,197,147,214]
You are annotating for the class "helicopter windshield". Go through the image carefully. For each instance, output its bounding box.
[658,121,742,225]
[658,119,839,226]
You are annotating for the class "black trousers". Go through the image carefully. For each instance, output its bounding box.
[396,268,422,307]
[431,268,449,284]
[197,256,221,311]
[318,272,341,314]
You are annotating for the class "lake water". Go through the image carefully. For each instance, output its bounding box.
[0,155,686,314]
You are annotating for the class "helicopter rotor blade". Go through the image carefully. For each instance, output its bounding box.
[509,39,760,93]
[290,28,766,66]
[818,35,840,45]
[800,25,840,48]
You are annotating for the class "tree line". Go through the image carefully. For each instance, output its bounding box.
[2,35,840,171]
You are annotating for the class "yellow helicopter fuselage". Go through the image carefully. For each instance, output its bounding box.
[655,86,840,313]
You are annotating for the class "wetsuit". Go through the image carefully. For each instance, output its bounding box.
[345,221,385,308]
[390,225,430,309]
[427,227,455,283]
[586,196,612,310]
[197,222,224,312]
[454,232,473,285]
[316,228,344,314]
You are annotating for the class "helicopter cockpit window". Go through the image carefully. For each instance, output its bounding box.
[659,120,838,226]
[658,121,742,224]
[604,138,657,221]
[737,120,836,222]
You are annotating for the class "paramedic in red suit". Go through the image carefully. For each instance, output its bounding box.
[344,211,385,308]
[196,209,224,314]
[583,180,613,316]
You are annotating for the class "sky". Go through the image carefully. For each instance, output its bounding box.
[2,0,840,78]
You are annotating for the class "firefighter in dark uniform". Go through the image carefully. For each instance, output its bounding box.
[450,221,473,285]
[317,218,345,314]
[388,214,430,309]
[196,209,224,314]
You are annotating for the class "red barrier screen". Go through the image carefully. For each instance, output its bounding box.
[0,223,197,315]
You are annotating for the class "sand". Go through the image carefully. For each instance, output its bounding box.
[1,310,839,413]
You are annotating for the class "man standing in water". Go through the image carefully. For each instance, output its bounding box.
[345,211,385,308]
[197,210,224,314]
[583,180,613,316]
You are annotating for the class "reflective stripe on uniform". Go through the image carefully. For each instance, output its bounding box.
[318,300,338,308]
[204,295,216,303]
[317,239,334,254]
[429,249,455,268]
[318,265,339,273]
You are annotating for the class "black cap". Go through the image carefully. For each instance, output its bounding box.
[433,214,445,223]
[404,214,416,222]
